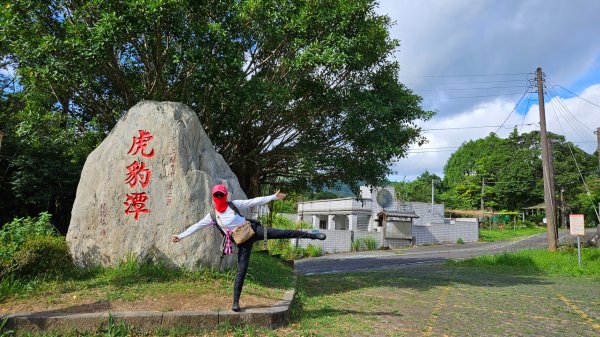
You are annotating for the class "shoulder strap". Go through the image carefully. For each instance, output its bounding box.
[228,201,243,217]
[210,209,225,237]
[211,202,243,237]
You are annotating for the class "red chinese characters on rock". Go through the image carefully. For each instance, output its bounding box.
[124,192,150,220]
[127,130,155,158]
[125,160,151,188]
[124,130,155,220]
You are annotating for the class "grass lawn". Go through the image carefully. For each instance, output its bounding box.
[275,248,600,337]
[0,252,293,314]
[3,248,599,336]
[448,246,600,278]
[479,226,546,242]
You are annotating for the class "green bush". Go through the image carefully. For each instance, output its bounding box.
[305,244,323,257]
[277,245,307,260]
[365,237,378,250]
[0,212,56,266]
[352,237,378,251]
[268,239,290,256]
[262,215,313,260]
[0,212,72,279]
[457,238,465,244]
[527,213,544,225]
[259,214,312,230]
[272,198,297,214]
[289,246,308,260]
[12,235,74,278]
[351,239,361,251]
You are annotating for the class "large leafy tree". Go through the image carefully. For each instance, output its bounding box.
[441,129,596,212]
[1,0,431,204]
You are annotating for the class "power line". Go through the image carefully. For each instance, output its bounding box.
[545,85,600,222]
[518,93,534,133]
[407,85,529,92]
[494,85,533,134]
[403,79,529,85]
[545,94,596,154]
[407,139,592,153]
[421,92,529,101]
[545,79,595,133]
[554,84,600,110]
[543,83,596,151]
[406,150,455,154]
[422,123,538,131]
[399,72,533,78]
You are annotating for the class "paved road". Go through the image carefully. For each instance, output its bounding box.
[295,229,593,275]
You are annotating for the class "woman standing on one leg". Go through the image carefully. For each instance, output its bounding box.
[171,184,326,311]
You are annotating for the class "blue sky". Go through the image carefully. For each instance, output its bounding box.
[377,0,600,181]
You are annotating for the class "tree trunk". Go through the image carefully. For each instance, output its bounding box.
[232,159,261,198]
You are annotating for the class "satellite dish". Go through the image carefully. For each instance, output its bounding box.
[376,189,393,209]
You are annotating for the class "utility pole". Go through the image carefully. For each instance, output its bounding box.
[537,67,558,251]
[480,177,485,212]
[596,127,600,171]
[431,179,434,214]
[560,187,566,229]
[596,127,600,215]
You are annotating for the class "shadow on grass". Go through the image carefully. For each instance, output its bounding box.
[0,251,293,312]
[302,307,403,319]
[298,259,551,299]
[23,301,113,316]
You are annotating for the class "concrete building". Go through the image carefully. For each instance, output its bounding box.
[295,186,478,252]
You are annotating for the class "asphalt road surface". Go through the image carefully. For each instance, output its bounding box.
[295,229,592,275]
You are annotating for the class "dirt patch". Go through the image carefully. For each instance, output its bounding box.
[0,291,279,315]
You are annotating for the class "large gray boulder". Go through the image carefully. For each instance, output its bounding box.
[66,101,245,270]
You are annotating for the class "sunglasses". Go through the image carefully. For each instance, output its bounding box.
[213,192,225,198]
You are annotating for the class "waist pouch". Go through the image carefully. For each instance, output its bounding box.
[231,221,255,244]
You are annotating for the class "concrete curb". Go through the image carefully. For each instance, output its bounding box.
[1,273,297,335]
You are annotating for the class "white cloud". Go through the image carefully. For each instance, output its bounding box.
[389,84,600,181]
[378,0,600,181]
[379,0,600,85]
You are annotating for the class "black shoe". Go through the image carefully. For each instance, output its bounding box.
[311,233,326,240]
[232,301,241,312]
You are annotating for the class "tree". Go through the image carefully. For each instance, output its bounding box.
[392,170,443,203]
[1,0,432,203]
[442,133,509,210]
[441,129,596,213]
[574,176,600,225]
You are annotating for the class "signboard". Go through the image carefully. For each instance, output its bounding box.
[569,214,585,236]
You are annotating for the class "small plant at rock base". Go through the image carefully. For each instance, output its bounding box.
[0,316,15,337]
[103,313,134,337]
[457,238,465,244]
[353,237,378,251]
[305,244,323,257]
[364,237,378,250]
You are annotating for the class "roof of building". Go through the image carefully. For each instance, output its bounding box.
[379,210,420,219]
[445,209,521,216]
[522,203,546,210]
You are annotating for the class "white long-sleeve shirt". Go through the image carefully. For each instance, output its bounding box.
[176,194,277,239]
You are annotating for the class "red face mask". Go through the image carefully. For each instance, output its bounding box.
[212,184,228,213]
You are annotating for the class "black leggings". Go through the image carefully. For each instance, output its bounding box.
[233,224,312,304]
